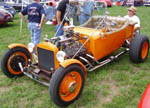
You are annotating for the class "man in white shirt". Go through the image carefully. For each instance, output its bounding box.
[124,6,140,33]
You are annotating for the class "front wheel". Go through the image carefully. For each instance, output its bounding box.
[1,47,31,78]
[49,64,85,107]
[129,35,149,63]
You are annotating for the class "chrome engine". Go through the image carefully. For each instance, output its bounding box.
[62,40,86,58]
[48,29,86,58]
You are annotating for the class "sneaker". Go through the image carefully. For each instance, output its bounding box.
[46,21,52,25]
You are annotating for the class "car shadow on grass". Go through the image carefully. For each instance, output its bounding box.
[0,23,15,28]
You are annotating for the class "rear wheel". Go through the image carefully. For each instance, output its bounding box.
[1,47,31,78]
[129,35,149,63]
[49,64,85,107]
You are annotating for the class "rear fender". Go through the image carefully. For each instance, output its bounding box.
[60,59,87,81]
[8,43,32,61]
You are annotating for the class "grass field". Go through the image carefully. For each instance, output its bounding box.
[0,6,150,108]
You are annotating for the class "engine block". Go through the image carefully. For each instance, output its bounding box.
[63,41,86,58]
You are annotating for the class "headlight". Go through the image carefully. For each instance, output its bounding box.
[56,51,66,63]
[28,43,35,53]
[100,32,104,37]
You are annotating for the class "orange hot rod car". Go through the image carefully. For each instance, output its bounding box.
[1,15,149,107]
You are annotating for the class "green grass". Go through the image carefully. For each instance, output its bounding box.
[0,6,150,108]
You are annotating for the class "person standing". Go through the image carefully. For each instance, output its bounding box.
[55,0,69,37]
[79,0,94,25]
[20,0,45,46]
[44,2,56,22]
[124,6,140,33]
[70,1,79,25]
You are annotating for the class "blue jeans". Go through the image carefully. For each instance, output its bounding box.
[45,6,56,21]
[28,22,41,45]
[79,14,90,25]
[55,24,64,37]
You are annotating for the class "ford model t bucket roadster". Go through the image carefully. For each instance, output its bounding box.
[0,2,149,107]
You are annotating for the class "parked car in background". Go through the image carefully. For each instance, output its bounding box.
[42,0,60,8]
[126,0,143,6]
[0,2,16,17]
[144,0,150,6]
[96,0,112,7]
[0,8,13,25]
[121,0,128,6]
